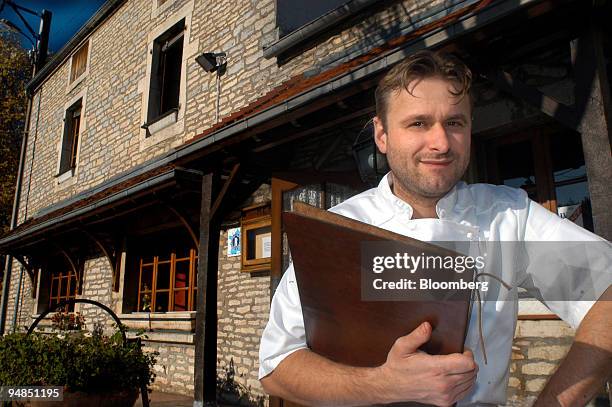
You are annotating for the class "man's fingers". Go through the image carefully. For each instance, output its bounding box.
[451,378,476,404]
[451,369,477,388]
[390,322,432,357]
[432,352,478,375]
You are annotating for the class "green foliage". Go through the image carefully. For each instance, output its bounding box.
[0,330,158,394]
[0,32,31,236]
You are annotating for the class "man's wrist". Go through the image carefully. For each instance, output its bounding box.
[359,365,396,405]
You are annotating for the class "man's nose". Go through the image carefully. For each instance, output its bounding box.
[426,123,450,153]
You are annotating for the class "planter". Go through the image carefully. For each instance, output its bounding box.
[14,389,140,407]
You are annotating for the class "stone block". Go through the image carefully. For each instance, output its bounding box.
[521,362,557,375]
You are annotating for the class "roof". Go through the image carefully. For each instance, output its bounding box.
[26,0,126,95]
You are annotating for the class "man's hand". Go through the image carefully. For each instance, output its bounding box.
[377,321,478,406]
[260,321,478,406]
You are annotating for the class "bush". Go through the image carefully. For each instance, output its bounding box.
[0,329,157,394]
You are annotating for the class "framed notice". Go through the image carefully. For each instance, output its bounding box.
[241,202,272,272]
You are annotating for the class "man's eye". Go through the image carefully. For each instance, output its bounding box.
[411,121,425,127]
[447,120,463,127]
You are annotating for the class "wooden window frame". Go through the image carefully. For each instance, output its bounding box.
[241,203,272,273]
[69,41,89,84]
[58,99,82,176]
[146,19,185,125]
[49,270,78,311]
[137,248,198,312]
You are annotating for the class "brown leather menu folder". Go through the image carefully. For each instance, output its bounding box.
[283,201,475,370]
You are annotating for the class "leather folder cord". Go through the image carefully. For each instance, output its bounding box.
[473,272,513,364]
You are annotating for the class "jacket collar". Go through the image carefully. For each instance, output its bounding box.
[376,172,462,221]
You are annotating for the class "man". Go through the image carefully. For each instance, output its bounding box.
[258,50,612,406]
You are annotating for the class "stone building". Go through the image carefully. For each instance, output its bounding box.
[0,0,610,406]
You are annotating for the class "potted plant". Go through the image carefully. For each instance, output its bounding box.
[0,301,157,407]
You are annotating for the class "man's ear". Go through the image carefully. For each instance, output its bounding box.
[373,116,388,154]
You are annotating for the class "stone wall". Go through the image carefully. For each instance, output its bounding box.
[143,341,196,396]
[4,259,35,332]
[78,257,117,333]
[17,0,439,222]
[217,183,272,400]
[506,320,574,406]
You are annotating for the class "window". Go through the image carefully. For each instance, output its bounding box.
[48,270,78,312]
[58,99,82,175]
[70,42,89,83]
[134,240,198,313]
[146,19,184,124]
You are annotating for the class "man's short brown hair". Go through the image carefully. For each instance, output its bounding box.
[375,50,472,127]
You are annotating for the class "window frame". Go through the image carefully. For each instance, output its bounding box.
[66,38,91,92]
[144,19,185,129]
[139,0,195,150]
[57,98,83,177]
[48,270,79,312]
[137,247,198,313]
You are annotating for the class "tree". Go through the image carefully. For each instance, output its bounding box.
[0,31,31,277]
[0,31,30,237]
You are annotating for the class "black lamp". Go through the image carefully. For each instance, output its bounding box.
[196,52,226,73]
[352,119,388,187]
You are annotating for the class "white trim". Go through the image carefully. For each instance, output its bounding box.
[138,0,198,152]
[151,0,176,18]
[55,88,87,190]
[66,38,92,94]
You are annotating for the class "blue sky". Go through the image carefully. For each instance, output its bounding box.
[0,1,106,53]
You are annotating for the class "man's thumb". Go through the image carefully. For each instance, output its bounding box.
[395,322,432,354]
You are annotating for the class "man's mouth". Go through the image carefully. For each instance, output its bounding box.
[420,159,453,167]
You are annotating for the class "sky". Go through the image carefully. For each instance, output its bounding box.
[0,0,106,53]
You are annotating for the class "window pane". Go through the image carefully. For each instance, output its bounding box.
[62,276,71,298]
[246,226,271,261]
[50,278,58,299]
[155,292,169,312]
[497,140,538,201]
[139,293,152,312]
[156,261,171,290]
[140,265,153,292]
[173,289,188,311]
[174,259,189,289]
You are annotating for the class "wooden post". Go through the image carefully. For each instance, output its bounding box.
[193,172,219,407]
[571,17,612,241]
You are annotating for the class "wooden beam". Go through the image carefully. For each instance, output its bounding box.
[571,17,612,240]
[193,172,219,406]
[163,203,200,248]
[55,246,82,294]
[253,106,374,153]
[11,254,38,298]
[79,228,119,292]
[483,69,579,131]
[211,163,240,219]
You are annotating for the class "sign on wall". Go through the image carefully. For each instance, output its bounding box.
[227,227,241,257]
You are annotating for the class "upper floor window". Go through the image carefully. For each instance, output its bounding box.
[70,42,89,84]
[147,19,184,124]
[58,99,82,176]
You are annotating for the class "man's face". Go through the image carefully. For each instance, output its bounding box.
[374,76,472,200]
